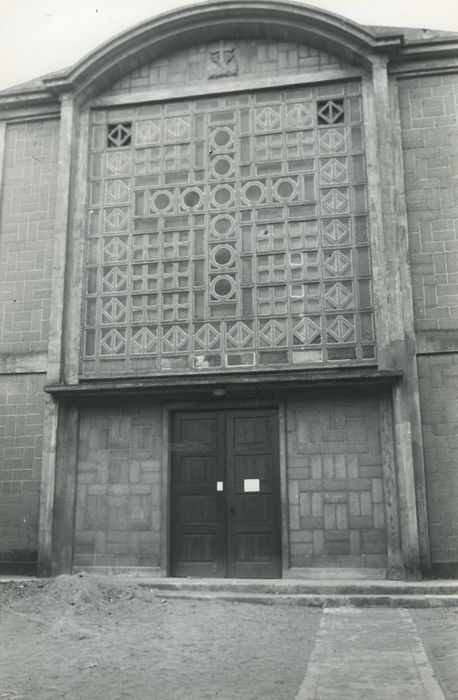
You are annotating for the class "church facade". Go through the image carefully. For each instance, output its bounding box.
[1,1,458,579]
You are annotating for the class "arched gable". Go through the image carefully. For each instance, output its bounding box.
[42,1,399,101]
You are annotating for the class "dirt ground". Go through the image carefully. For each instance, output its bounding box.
[0,574,321,700]
[2,575,458,700]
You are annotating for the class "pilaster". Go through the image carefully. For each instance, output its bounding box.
[0,121,6,199]
[368,55,428,577]
[388,77,431,575]
[37,94,77,576]
[63,108,90,383]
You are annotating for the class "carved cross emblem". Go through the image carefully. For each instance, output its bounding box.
[208,42,238,79]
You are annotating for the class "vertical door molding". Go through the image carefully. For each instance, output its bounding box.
[161,405,170,576]
[378,391,403,576]
[278,400,290,576]
[51,402,79,574]
[392,382,422,577]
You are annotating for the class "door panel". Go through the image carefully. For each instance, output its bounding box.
[227,410,281,578]
[170,409,281,578]
[171,412,226,577]
[233,415,271,444]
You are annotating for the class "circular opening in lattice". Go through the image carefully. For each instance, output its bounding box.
[275,179,296,200]
[212,129,232,148]
[212,215,235,237]
[213,156,233,177]
[183,189,201,208]
[213,186,233,206]
[213,245,234,266]
[212,276,234,298]
[151,191,172,211]
[243,182,264,203]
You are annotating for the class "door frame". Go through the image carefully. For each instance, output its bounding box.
[163,399,288,578]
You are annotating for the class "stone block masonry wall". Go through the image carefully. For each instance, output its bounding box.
[74,404,163,569]
[0,374,46,574]
[286,393,387,570]
[418,354,458,573]
[399,75,458,330]
[0,119,59,353]
[105,39,343,96]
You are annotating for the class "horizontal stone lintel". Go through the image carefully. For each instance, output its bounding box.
[416,330,458,355]
[0,352,48,375]
[89,67,363,108]
[45,367,403,399]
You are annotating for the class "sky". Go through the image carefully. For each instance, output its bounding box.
[1,0,458,91]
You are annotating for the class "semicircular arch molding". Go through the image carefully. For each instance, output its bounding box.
[43,1,397,102]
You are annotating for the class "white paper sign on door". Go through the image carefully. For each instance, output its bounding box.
[244,478,260,493]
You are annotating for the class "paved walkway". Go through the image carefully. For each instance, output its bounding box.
[296,608,446,699]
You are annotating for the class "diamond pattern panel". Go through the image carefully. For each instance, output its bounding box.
[83,81,373,375]
[131,327,157,354]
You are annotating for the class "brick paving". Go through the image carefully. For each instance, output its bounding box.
[412,609,458,700]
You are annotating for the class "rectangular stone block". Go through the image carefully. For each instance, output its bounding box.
[373,504,386,529]
[289,504,300,530]
[324,492,347,504]
[299,493,311,516]
[288,480,300,505]
[130,484,153,495]
[324,504,336,529]
[290,542,314,557]
[287,466,312,480]
[362,531,387,555]
[349,516,373,529]
[362,554,388,568]
[106,530,129,545]
[325,541,350,555]
[73,553,95,567]
[324,530,349,542]
[85,496,108,530]
[130,518,151,532]
[336,504,348,530]
[311,492,323,517]
[349,530,361,555]
[300,516,324,529]
[107,485,130,496]
[289,530,313,543]
[107,506,129,531]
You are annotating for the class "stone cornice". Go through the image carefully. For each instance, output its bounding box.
[45,368,403,400]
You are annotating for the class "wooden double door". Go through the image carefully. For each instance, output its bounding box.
[170,408,281,578]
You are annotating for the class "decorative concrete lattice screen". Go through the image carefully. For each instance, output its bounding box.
[82,82,374,375]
